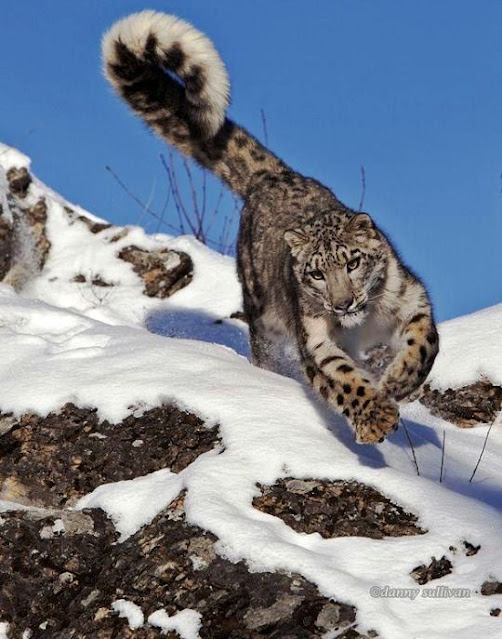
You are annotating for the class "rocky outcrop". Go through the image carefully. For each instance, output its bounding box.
[410,557,453,585]
[254,478,424,540]
[0,493,376,639]
[2,166,50,288]
[0,404,383,639]
[419,380,502,428]
[0,212,13,280]
[0,404,219,508]
[0,160,193,299]
[118,245,193,299]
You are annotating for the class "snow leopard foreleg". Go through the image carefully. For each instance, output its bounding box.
[302,317,399,444]
[379,308,439,401]
[379,310,439,401]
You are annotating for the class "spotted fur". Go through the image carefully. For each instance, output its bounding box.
[103,11,439,444]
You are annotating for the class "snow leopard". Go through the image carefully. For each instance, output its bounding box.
[102,11,439,444]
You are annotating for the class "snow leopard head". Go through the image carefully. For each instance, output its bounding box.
[284,213,390,328]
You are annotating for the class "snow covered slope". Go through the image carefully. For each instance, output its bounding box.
[0,144,501,639]
[428,303,502,390]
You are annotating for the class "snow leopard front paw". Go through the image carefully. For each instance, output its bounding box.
[354,395,399,444]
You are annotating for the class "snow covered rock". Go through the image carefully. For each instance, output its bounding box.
[420,380,502,428]
[118,244,192,299]
[0,403,219,509]
[1,164,50,289]
[0,494,368,638]
[0,143,193,311]
[419,303,502,427]
[254,478,424,539]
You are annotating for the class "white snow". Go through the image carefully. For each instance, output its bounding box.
[428,303,502,390]
[0,623,9,639]
[39,518,65,539]
[148,608,202,638]
[0,500,32,513]
[1,145,501,638]
[77,468,184,541]
[0,144,30,171]
[111,599,144,630]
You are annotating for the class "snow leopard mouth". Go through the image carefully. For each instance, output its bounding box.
[336,304,368,328]
[334,302,367,317]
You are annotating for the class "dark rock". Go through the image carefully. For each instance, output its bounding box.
[0,403,220,508]
[1,165,51,288]
[63,206,112,234]
[0,494,374,639]
[2,164,193,299]
[490,608,501,617]
[71,274,114,287]
[420,380,502,428]
[91,276,113,287]
[6,166,31,198]
[462,540,481,556]
[481,580,502,596]
[10,195,50,273]
[253,478,424,539]
[410,556,453,584]
[0,508,119,638]
[0,404,377,638]
[0,214,13,279]
[118,244,193,298]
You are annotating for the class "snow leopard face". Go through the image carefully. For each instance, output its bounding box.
[284,213,389,328]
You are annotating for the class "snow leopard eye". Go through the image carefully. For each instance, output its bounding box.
[309,269,325,280]
[347,257,360,272]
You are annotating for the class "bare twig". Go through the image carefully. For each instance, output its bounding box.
[182,158,205,241]
[155,186,171,234]
[469,415,499,483]
[109,148,239,254]
[217,193,240,255]
[201,170,207,224]
[260,108,269,146]
[358,165,366,211]
[439,430,446,483]
[401,419,420,476]
[105,165,180,234]
[205,182,226,236]
[219,215,232,255]
[137,177,157,228]
[160,152,196,235]
[167,150,196,234]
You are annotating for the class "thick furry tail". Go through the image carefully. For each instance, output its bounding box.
[102,11,285,197]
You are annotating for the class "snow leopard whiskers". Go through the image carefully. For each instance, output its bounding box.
[102,10,439,444]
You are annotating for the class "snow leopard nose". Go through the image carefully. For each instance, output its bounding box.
[334,296,354,313]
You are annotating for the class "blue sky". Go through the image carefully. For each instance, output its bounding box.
[1,1,501,321]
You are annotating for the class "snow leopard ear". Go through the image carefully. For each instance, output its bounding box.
[345,213,375,236]
[284,229,310,256]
